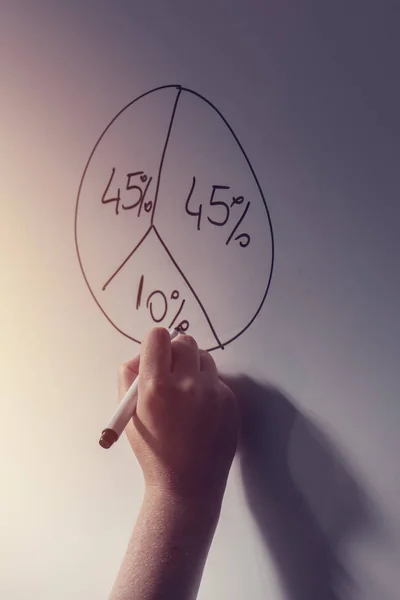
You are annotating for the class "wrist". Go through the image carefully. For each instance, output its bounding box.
[143,484,223,523]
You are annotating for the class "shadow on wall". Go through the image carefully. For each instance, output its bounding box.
[223,375,379,600]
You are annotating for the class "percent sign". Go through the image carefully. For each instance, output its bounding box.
[185,177,251,247]
[136,275,190,331]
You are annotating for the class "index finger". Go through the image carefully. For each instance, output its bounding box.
[139,327,172,381]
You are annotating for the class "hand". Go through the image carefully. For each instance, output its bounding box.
[118,327,240,503]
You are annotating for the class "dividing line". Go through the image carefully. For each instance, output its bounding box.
[153,226,224,349]
[150,86,182,225]
[102,226,152,291]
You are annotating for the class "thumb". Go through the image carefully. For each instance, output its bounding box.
[118,354,140,402]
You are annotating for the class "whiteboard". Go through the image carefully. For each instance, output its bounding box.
[1,2,400,599]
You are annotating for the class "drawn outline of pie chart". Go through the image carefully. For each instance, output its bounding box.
[74,85,274,351]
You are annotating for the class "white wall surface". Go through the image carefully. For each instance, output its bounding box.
[1,2,399,599]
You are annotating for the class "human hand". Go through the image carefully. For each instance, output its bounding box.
[118,327,240,503]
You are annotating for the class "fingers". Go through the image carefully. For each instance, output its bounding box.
[130,328,218,387]
[218,378,236,403]
[199,350,218,380]
[171,334,200,376]
[118,354,140,402]
[139,327,172,381]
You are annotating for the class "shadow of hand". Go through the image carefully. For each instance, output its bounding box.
[223,375,376,600]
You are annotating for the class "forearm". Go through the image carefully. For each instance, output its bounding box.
[109,488,222,600]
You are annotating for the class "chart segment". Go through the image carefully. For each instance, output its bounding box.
[154,88,273,348]
[76,86,179,295]
[99,228,220,348]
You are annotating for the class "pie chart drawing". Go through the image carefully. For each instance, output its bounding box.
[74,85,274,351]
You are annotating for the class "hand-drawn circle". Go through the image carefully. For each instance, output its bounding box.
[74,84,275,351]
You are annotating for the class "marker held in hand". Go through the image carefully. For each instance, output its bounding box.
[99,327,180,449]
